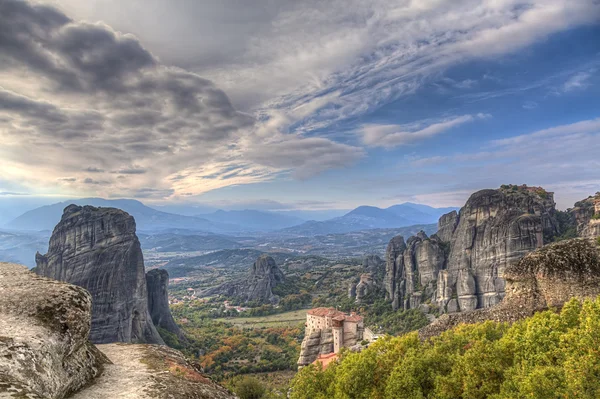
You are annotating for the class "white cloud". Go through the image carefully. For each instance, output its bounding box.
[562,70,594,92]
[407,117,600,208]
[360,114,490,147]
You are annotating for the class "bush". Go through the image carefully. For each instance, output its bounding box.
[234,377,267,399]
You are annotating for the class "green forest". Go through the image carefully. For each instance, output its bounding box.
[290,297,600,399]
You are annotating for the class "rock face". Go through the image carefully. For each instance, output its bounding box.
[246,255,285,303]
[0,262,108,399]
[71,344,236,399]
[349,255,385,302]
[146,269,184,340]
[297,329,334,368]
[202,255,285,304]
[420,238,600,339]
[571,193,600,239]
[35,205,164,345]
[385,185,560,313]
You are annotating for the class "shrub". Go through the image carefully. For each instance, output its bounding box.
[234,377,267,399]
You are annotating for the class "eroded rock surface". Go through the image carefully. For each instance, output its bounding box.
[385,185,561,313]
[0,262,108,399]
[571,193,600,239]
[419,238,600,339]
[35,205,163,344]
[71,344,236,399]
[201,255,285,304]
[146,269,184,340]
[297,329,334,368]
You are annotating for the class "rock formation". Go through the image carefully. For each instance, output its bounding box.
[70,344,236,399]
[0,262,236,399]
[0,262,108,399]
[419,237,600,339]
[349,255,385,302]
[146,268,184,340]
[246,254,285,303]
[35,205,164,345]
[201,254,285,304]
[297,329,334,368]
[385,185,561,313]
[570,193,600,239]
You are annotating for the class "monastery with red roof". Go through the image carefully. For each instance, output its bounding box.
[297,307,365,368]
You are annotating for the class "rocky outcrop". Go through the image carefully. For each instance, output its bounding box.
[571,193,600,239]
[385,232,446,311]
[146,269,184,340]
[201,255,285,304]
[35,205,164,345]
[437,210,458,243]
[246,255,285,303]
[0,262,108,399]
[349,255,385,302]
[385,185,561,313]
[297,329,334,368]
[419,238,600,339]
[384,236,407,309]
[70,344,236,399]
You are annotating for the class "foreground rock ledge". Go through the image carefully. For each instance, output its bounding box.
[71,344,237,399]
[0,262,108,399]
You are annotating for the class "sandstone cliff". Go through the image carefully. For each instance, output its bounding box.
[35,205,164,344]
[146,269,184,340]
[349,255,385,302]
[385,185,560,313]
[297,329,334,368]
[201,255,285,304]
[570,192,600,239]
[419,237,600,339]
[0,262,108,399]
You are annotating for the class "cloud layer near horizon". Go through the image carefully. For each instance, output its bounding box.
[0,0,598,201]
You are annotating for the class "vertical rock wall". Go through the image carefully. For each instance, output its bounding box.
[35,205,164,345]
[385,185,561,313]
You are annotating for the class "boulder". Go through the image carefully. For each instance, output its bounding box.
[35,204,163,344]
[0,262,108,399]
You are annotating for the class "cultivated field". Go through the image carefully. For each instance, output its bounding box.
[216,309,307,328]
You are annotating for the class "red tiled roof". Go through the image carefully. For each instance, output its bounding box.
[307,307,363,322]
[307,307,345,318]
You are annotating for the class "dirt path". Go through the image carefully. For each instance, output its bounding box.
[71,344,154,399]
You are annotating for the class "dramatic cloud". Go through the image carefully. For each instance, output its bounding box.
[0,0,362,199]
[360,114,489,147]
[1,0,598,202]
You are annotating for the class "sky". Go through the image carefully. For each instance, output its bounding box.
[0,0,599,212]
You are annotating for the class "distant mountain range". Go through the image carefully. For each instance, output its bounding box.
[5,198,238,233]
[4,198,458,235]
[196,209,305,231]
[282,203,459,235]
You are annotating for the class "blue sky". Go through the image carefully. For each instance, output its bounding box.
[0,0,599,211]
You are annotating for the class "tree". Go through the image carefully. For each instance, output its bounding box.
[234,377,267,399]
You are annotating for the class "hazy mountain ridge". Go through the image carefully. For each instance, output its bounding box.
[6,198,239,233]
[283,203,459,235]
